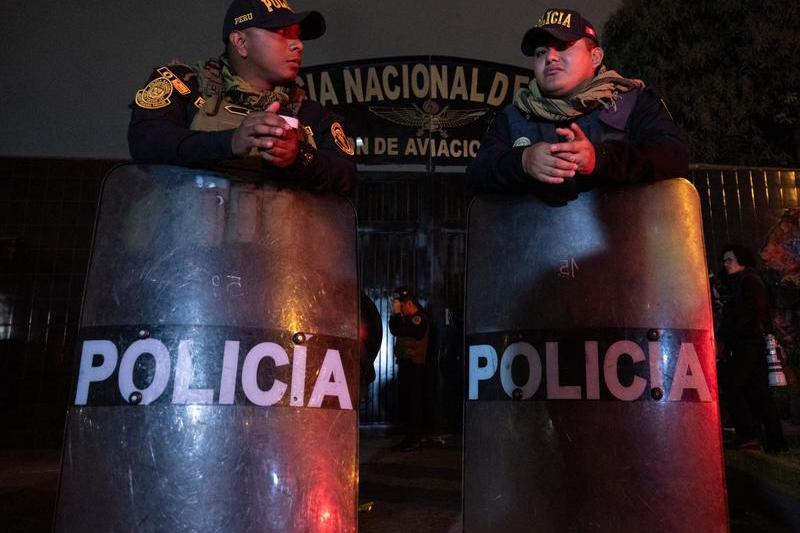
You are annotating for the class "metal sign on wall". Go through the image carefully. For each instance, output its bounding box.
[299,56,533,165]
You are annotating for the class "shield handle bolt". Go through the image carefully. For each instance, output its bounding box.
[292,332,306,345]
[512,388,523,401]
[650,387,664,401]
[647,329,660,341]
[128,391,143,405]
[138,329,150,339]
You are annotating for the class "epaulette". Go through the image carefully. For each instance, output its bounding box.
[155,64,195,97]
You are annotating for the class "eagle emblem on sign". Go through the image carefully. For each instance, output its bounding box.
[368,100,488,138]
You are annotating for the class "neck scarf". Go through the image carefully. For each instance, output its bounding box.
[514,66,645,121]
[197,54,305,116]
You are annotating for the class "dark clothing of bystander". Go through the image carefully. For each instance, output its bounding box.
[390,309,429,445]
[718,268,787,451]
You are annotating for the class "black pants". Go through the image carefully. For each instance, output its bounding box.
[398,360,426,437]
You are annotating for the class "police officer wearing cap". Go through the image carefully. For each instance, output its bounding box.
[128,0,356,195]
[389,287,430,450]
[467,7,688,192]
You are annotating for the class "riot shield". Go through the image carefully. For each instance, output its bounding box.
[55,164,359,532]
[464,179,727,532]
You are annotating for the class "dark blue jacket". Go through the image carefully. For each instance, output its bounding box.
[466,88,689,193]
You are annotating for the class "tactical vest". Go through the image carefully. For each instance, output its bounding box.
[395,316,430,365]
[189,70,262,170]
[191,94,252,132]
[188,60,310,170]
[505,90,640,147]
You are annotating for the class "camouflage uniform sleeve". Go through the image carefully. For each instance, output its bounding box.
[289,100,357,197]
[128,64,235,166]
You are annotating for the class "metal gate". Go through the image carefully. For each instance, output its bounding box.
[357,171,467,432]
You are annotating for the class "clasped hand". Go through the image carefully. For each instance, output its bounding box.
[231,101,299,167]
[521,123,596,184]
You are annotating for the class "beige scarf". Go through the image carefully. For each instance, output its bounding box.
[514,67,645,121]
[196,55,305,116]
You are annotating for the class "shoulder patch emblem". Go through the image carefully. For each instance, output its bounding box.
[157,66,191,95]
[331,122,354,155]
[412,315,422,325]
[512,136,532,147]
[135,77,173,109]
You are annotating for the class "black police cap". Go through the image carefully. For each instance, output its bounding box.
[223,0,326,43]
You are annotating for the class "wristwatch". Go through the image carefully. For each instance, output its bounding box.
[296,141,317,168]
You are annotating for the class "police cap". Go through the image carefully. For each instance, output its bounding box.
[521,7,599,56]
[223,0,326,43]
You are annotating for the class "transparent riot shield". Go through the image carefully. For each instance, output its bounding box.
[464,179,727,532]
[55,164,359,532]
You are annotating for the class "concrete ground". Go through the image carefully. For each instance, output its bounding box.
[358,433,461,533]
[1,425,798,532]
[724,426,800,533]
[357,430,800,533]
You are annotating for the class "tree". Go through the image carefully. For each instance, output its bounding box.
[602,0,800,166]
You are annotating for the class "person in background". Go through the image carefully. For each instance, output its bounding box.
[717,244,787,453]
[389,287,430,451]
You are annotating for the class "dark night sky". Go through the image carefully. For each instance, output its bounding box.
[0,0,621,159]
